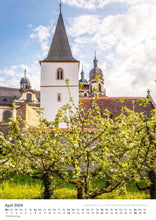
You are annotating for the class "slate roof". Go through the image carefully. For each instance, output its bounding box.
[0,86,40,104]
[0,87,21,99]
[80,96,155,118]
[0,96,15,105]
[41,10,78,62]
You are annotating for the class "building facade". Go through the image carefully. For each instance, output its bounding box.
[0,70,40,126]
[40,4,80,121]
[79,54,106,98]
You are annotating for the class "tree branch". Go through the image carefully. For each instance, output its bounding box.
[51,169,76,186]
[87,181,121,199]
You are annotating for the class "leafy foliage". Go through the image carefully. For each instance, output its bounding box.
[0,84,155,199]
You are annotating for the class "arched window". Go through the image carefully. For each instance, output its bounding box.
[56,68,64,80]
[90,85,92,93]
[27,93,32,101]
[99,83,101,92]
[3,111,12,123]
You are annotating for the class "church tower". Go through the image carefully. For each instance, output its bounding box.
[89,54,106,97]
[40,3,79,121]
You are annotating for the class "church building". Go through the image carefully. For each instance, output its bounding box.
[40,3,155,121]
[79,53,106,98]
[40,3,79,121]
[0,70,40,127]
[0,3,155,129]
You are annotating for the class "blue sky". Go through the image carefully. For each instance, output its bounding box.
[0,0,156,101]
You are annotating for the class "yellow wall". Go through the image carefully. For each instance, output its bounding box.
[25,104,40,126]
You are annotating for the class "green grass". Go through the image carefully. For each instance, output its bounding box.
[96,181,150,199]
[0,174,43,199]
[0,174,150,199]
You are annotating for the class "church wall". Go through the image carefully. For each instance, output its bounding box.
[41,62,79,86]
[0,109,3,122]
[41,86,79,122]
[41,62,79,122]
[26,104,40,126]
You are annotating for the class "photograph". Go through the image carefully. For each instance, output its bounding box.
[0,0,155,219]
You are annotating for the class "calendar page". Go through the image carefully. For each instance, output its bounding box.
[0,199,155,220]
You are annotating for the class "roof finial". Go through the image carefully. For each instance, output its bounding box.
[60,0,62,13]
[94,50,98,68]
[94,50,96,58]
[24,69,26,78]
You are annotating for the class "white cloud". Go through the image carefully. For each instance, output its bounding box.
[0,61,40,91]
[3,1,156,101]
[30,25,52,55]
[62,0,156,10]
[67,3,156,100]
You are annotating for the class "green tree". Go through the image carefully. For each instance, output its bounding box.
[50,83,136,199]
[126,103,156,199]
[0,87,155,199]
[0,113,67,199]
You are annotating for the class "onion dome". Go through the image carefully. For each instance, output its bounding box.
[89,53,103,81]
[79,67,88,84]
[20,70,32,90]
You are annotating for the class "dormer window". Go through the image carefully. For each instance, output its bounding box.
[56,68,64,80]
[27,93,32,102]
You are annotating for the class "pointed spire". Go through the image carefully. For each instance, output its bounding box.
[93,51,98,68]
[24,69,26,78]
[79,66,88,84]
[81,65,85,80]
[60,0,62,14]
[42,2,78,62]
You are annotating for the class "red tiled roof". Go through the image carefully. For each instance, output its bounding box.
[80,97,155,118]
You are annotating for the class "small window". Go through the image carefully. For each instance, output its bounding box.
[56,68,64,80]
[57,93,61,102]
[3,111,12,123]
[27,93,32,101]
[99,84,101,92]
[90,85,92,93]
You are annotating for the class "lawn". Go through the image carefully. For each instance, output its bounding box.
[0,174,150,199]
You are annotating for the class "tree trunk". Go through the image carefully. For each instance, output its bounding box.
[77,184,83,199]
[42,172,53,199]
[148,170,156,199]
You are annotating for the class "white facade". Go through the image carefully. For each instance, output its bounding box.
[40,62,79,122]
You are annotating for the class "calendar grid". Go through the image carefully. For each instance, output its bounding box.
[0,199,155,219]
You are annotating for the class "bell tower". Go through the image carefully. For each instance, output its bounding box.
[40,3,79,121]
[89,53,106,97]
